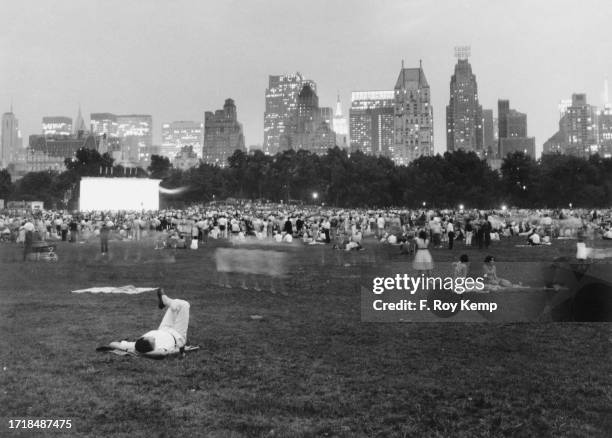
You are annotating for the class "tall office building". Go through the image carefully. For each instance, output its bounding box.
[349,91,395,157]
[264,72,316,155]
[597,105,612,157]
[543,94,598,157]
[497,100,510,141]
[393,61,433,164]
[116,114,153,162]
[284,84,336,154]
[1,109,22,167]
[161,121,203,158]
[497,100,535,157]
[482,109,495,157]
[332,94,348,149]
[506,110,527,138]
[90,113,119,137]
[203,98,245,167]
[42,117,72,137]
[446,47,483,155]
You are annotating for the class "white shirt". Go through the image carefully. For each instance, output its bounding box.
[141,329,181,353]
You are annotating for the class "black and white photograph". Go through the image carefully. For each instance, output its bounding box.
[1,0,611,436]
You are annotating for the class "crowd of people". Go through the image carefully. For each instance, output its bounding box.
[2,202,612,263]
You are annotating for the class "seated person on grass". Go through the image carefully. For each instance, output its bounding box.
[528,229,541,246]
[482,255,513,288]
[109,289,190,358]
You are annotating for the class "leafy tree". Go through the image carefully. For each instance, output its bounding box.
[0,168,13,200]
[147,155,173,180]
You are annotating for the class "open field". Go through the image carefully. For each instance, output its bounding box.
[1,236,611,437]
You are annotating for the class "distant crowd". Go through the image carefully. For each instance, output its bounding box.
[2,202,612,255]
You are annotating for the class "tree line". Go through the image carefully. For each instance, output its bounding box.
[1,147,611,209]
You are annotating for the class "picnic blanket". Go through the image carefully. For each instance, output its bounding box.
[72,285,158,295]
[96,343,200,359]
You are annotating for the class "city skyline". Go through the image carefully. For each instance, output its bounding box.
[2,0,612,158]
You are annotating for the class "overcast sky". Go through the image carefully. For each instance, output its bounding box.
[2,0,611,157]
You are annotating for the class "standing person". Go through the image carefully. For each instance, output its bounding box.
[447,219,455,250]
[283,217,293,236]
[464,219,473,246]
[60,219,69,241]
[321,217,331,243]
[430,217,442,248]
[476,219,485,250]
[23,219,35,261]
[376,214,385,238]
[100,220,111,255]
[69,218,78,243]
[218,215,227,239]
[296,216,304,237]
[483,215,492,249]
[54,215,62,238]
[413,230,434,275]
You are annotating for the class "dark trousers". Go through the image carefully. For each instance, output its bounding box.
[448,231,455,249]
[477,231,484,249]
[101,238,109,253]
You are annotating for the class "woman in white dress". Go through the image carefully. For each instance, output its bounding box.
[413,230,434,274]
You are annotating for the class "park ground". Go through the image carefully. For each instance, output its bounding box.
[1,236,611,437]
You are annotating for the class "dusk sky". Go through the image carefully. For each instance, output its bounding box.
[2,0,611,157]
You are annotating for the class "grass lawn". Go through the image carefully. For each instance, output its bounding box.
[1,236,611,437]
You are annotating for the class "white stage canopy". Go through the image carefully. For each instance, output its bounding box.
[79,177,161,211]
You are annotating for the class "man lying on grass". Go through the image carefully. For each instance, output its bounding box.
[107,288,190,358]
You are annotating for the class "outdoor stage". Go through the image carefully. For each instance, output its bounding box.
[79,177,162,211]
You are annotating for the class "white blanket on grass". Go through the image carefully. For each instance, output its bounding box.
[72,285,157,295]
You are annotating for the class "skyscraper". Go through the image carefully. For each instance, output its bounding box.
[497,100,535,157]
[482,109,495,157]
[543,94,598,157]
[349,91,395,157]
[90,113,119,138]
[282,84,336,154]
[264,73,316,155]
[446,47,483,155]
[393,61,433,164]
[497,100,510,141]
[332,94,348,149]
[597,106,612,157]
[161,121,203,158]
[203,98,245,166]
[42,116,72,137]
[1,109,22,167]
[116,114,153,162]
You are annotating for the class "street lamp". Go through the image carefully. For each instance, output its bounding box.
[459,204,464,211]
[422,201,426,207]
[569,202,573,209]
[501,205,507,212]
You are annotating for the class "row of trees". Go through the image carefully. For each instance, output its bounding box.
[1,147,612,209]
